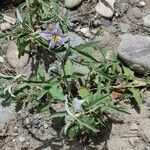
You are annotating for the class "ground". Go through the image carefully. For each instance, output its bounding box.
[0,0,150,150]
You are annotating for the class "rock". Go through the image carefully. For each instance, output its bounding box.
[67,32,84,47]
[0,98,16,129]
[2,14,16,25]
[0,22,11,31]
[143,14,150,27]
[6,41,29,68]
[119,23,130,33]
[139,1,146,7]
[65,0,83,8]
[127,7,142,24]
[128,137,139,147]
[118,34,150,74]
[19,136,26,143]
[80,27,93,38]
[0,56,4,63]
[95,0,116,18]
[44,123,48,129]
[115,2,129,18]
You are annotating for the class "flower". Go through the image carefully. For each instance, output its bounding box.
[73,98,85,111]
[40,22,67,48]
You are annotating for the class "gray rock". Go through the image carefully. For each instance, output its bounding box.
[0,23,11,31]
[0,98,16,129]
[95,0,116,18]
[118,34,150,74]
[143,14,150,27]
[119,23,130,33]
[6,41,29,68]
[19,136,26,143]
[65,0,83,8]
[115,2,129,17]
[67,32,84,47]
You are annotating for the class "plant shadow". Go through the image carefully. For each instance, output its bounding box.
[26,117,124,150]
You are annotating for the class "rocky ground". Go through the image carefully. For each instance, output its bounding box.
[0,0,150,149]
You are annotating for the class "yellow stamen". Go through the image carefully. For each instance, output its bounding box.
[53,34,60,42]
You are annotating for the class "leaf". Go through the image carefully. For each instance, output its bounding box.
[64,60,75,76]
[50,112,67,119]
[129,87,142,105]
[78,88,90,100]
[123,66,134,80]
[77,118,99,133]
[66,124,80,139]
[49,84,64,101]
[37,90,47,100]
[16,8,23,23]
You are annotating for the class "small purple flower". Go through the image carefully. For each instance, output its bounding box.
[73,98,85,111]
[40,23,67,49]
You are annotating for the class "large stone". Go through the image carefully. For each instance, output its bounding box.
[95,0,116,18]
[143,14,150,27]
[0,98,16,129]
[118,34,150,74]
[6,41,29,68]
[65,0,83,9]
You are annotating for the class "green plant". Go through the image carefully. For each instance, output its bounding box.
[0,0,144,140]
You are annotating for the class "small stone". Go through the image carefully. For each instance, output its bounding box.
[3,14,16,25]
[80,27,93,38]
[146,101,150,107]
[139,1,146,7]
[24,118,31,125]
[65,0,83,8]
[19,136,26,143]
[95,0,116,18]
[6,41,29,68]
[44,123,48,129]
[143,14,150,27]
[0,23,11,31]
[119,23,130,33]
[0,56,4,63]
[115,3,129,17]
[130,123,139,131]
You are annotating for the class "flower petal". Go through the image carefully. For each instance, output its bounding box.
[40,31,52,40]
[73,98,85,111]
[49,40,56,49]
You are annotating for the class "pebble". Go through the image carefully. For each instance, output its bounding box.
[127,7,142,24]
[118,34,150,74]
[6,41,29,68]
[95,0,116,18]
[19,136,26,143]
[2,14,16,25]
[115,3,129,18]
[119,23,130,33]
[65,0,83,8]
[143,14,150,27]
[0,22,11,31]
[139,1,146,7]
[0,56,4,63]
[44,123,49,129]
[80,27,93,38]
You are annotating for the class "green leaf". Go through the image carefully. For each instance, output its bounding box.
[66,124,80,139]
[78,88,90,100]
[77,118,99,133]
[50,111,67,119]
[16,8,23,23]
[37,90,47,100]
[49,84,64,101]
[64,60,75,76]
[123,66,134,80]
[129,87,142,105]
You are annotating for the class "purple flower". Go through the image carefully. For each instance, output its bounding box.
[73,98,85,111]
[40,23,67,49]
